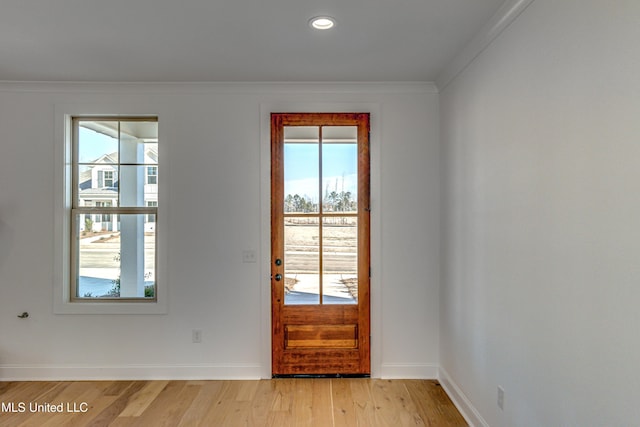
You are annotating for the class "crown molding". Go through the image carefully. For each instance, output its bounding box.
[0,81,438,95]
[436,0,536,91]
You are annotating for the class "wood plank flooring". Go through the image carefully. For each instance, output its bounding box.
[0,379,467,426]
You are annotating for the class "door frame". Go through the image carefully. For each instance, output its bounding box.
[259,102,382,378]
[271,112,370,376]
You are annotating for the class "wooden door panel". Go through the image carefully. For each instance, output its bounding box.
[285,325,358,349]
[279,355,362,375]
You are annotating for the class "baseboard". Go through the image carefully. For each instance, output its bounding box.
[379,363,438,379]
[0,363,263,381]
[437,367,489,427]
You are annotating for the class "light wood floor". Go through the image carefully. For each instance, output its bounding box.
[0,379,467,426]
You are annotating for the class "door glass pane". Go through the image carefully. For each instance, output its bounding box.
[323,217,358,305]
[284,126,319,213]
[284,217,320,305]
[322,127,358,214]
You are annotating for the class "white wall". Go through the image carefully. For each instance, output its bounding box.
[0,83,440,380]
[440,0,640,425]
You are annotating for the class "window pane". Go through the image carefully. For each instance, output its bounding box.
[119,165,158,207]
[322,126,358,214]
[323,217,358,305]
[284,126,319,213]
[77,121,119,164]
[284,217,320,305]
[77,165,120,206]
[76,214,120,298]
[120,120,158,164]
[76,213,155,299]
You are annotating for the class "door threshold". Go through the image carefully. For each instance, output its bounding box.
[272,374,370,379]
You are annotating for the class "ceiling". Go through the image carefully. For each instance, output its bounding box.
[0,0,506,82]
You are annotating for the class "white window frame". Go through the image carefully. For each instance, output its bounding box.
[54,105,167,315]
[71,116,158,302]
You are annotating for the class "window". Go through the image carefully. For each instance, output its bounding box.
[104,170,114,187]
[147,166,157,184]
[71,117,158,301]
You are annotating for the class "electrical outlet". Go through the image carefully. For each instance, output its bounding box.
[192,329,202,343]
[497,386,505,410]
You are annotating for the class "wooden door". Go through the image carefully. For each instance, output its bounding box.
[271,113,370,376]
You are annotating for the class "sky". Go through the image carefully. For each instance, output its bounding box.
[78,127,117,163]
[284,143,358,202]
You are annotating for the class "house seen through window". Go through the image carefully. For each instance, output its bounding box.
[72,117,158,301]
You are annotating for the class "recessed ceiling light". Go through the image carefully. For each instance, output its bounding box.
[309,16,336,30]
